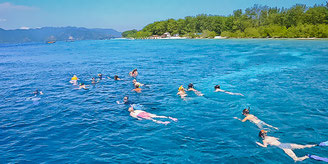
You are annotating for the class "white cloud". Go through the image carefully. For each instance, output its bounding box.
[0,2,37,11]
[20,26,30,30]
[0,18,6,22]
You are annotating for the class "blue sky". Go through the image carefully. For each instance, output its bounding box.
[0,0,325,32]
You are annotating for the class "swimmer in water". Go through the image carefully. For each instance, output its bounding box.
[98,74,103,80]
[117,96,129,104]
[132,79,144,87]
[70,75,79,85]
[91,77,98,84]
[75,83,89,90]
[132,84,142,93]
[177,85,187,99]
[256,130,316,161]
[128,105,177,125]
[114,75,122,81]
[234,107,278,130]
[187,83,204,96]
[33,89,43,96]
[129,68,138,78]
[214,84,244,96]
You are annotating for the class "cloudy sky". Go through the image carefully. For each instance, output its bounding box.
[0,0,325,32]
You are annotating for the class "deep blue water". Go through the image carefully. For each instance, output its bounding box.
[0,39,327,163]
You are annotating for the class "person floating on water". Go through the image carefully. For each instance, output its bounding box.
[234,107,278,130]
[114,75,122,81]
[117,96,130,104]
[33,89,43,96]
[91,77,99,84]
[129,68,138,78]
[256,130,317,161]
[177,85,187,99]
[187,83,204,96]
[75,83,89,90]
[98,73,103,80]
[132,84,142,93]
[132,79,144,87]
[70,75,79,85]
[128,104,177,125]
[214,84,244,96]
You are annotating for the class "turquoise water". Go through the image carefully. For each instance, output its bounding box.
[0,39,327,163]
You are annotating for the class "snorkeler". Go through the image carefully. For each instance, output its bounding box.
[69,75,79,85]
[114,75,122,81]
[33,89,43,96]
[187,83,204,96]
[128,104,177,125]
[117,96,129,104]
[98,73,103,80]
[214,84,244,96]
[177,85,187,99]
[132,79,144,87]
[132,84,142,93]
[234,107,278,130]
[129,68,138,78]
[256,130,317,161]
[75,83,89,90]
[91,77,98,84]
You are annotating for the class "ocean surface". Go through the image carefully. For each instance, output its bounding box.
[0,39,327,163]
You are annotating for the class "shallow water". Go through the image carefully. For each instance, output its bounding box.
[0,39,327,163]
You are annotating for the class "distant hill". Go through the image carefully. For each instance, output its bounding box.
[0,27,122,43]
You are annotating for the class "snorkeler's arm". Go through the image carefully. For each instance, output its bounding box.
[233,117,243,121]
[241,117,248,122]
[256,140,268,147]
[40,91,43,95]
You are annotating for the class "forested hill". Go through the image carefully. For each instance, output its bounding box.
[123,4,328,38]
[0,27,121,43]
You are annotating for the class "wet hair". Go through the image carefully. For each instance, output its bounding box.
[259,130,267,139]
[214,85,220,89]
[114,75,118,80]
[188,83,194,89]
[132,69,137,73]
[242,108,250,115]
[124,96,128,99]
[81,83,85,85]
[135,84,140,88]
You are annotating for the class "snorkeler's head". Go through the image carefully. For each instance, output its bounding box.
[133,69,137,73]
[132,79,136,83]
[128,107,133,112]
[81,83,85,86]
[178,85,184,91]
[214,85,220,90]
[114,75,118,80]
[242,108,250,115]
[259,130,267,139]
[188,83,194,89]
[98,73,102,77]
[124,96,128,102]
[135,84,140,88]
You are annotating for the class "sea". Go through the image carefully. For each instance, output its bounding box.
[0,39,327,163]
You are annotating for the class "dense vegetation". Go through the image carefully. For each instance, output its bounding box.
[123,4,328,38]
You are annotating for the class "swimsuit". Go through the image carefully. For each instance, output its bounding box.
[137,112,150,118]
[277,143,293,149]
[256,121,265,129]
